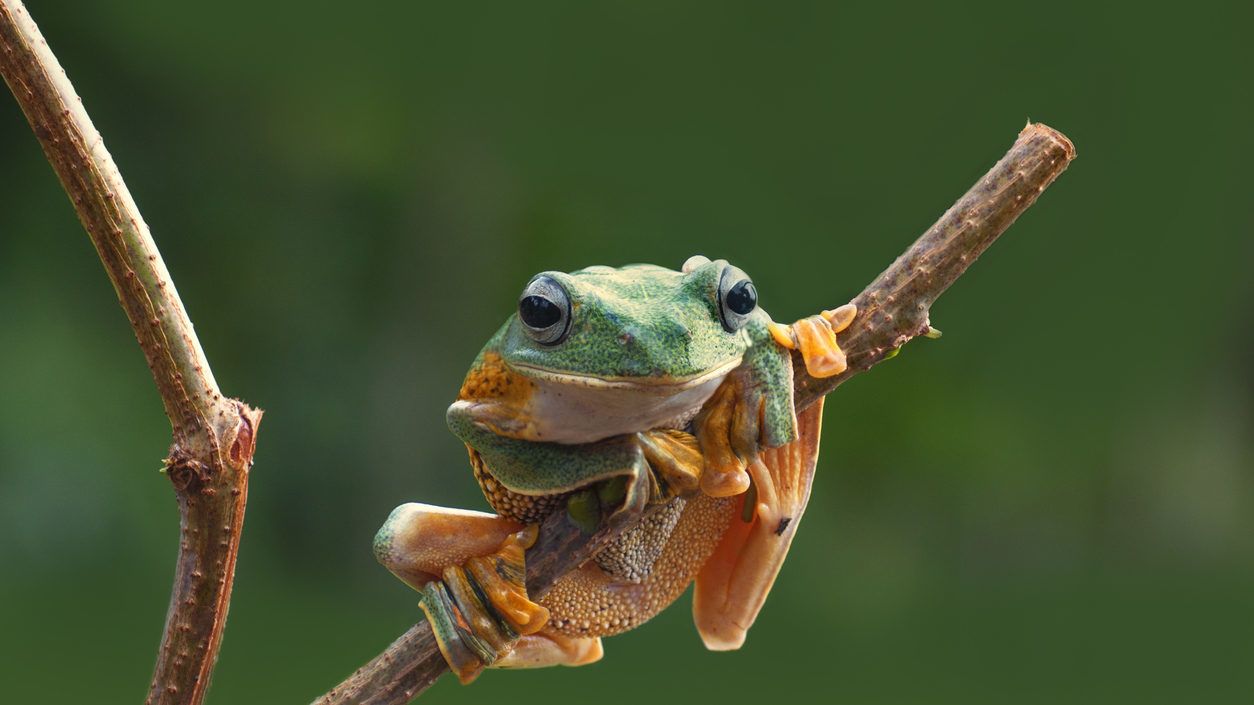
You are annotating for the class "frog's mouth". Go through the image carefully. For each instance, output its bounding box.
[467,355,741,445]
[507,356,742,392]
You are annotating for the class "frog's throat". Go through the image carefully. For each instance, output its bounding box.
[506,356,742,391]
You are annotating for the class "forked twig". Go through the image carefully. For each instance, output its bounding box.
[0,3,262,704]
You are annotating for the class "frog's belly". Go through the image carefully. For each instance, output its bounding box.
[542,492,736,638]
[523,371,728,443]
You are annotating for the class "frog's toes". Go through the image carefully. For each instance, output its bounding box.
[793,316,847,377]
[822,303,857,333]
[418,524,550,684]
[637,428,703,499]
[769,303,857,378]
[695,380,752,498]
[767,321,796,349]
[699,458,749,498]
[495,632,604,669]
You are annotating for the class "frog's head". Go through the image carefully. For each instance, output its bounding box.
[459,256,768,444]
[501,255,761,386]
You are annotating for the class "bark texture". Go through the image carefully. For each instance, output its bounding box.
[0,3,262,704]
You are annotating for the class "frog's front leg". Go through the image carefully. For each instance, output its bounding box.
[695,303,858,498]
[695,315,806,498]
[375,503,604,682]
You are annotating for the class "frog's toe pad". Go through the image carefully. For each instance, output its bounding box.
[822,303,857,333]
[700,467,751,497]
[495,632,604,669]
[770,306,857,379]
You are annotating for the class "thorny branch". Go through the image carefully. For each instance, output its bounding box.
[0,3,262,705]
[314,122,1077,705]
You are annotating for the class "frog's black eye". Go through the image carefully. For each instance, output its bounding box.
[518,275,572,345]
[718,265,758,332]
[726,280,757,315]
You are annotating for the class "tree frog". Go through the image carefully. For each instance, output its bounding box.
[374,255,855,683]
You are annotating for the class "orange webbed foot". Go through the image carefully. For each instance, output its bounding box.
[768,303,857,378]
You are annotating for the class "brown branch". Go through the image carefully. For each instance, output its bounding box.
[792,121,1076,411]
[313,122,1076,705]
[0,3,262,705]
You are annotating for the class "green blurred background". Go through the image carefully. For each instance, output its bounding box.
[1,0,1251,702]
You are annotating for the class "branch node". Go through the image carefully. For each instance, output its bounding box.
[0,3,263,703]
[166,453,213,493]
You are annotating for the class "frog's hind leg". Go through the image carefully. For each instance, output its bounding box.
[374,503,522,589]
[693,398,825,650]
[374,503,552,683]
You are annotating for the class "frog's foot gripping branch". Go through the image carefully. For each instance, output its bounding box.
[769,303,857,379]
[695,304,856,499]
[374,505,599,684]
[417,525,546,683]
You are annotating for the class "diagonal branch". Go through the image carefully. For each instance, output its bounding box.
[0,3,262,705]
[792,121,1075,410]
[313,122,1076,704]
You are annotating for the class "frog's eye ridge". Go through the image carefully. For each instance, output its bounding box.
[518,275,572,345]
[718,266,757,332]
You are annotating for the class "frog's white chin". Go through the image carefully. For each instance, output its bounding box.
[507,357,741,444]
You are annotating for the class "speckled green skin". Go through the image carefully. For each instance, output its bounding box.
[448,258,798,497]
[732,322,797,449]
[448,412,654,499]
[503,262,743,379]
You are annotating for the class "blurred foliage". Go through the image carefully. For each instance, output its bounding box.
[1,0,1252,702]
